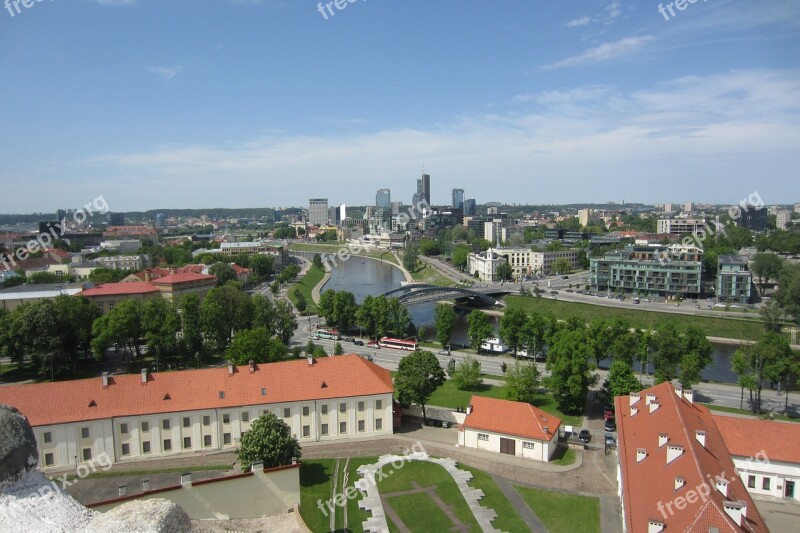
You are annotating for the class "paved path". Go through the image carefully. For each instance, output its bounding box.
[491,475,548,532]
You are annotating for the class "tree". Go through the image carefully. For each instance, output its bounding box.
[678,326,713,388]
[92,300,146,362]
[236,412,301,471]
[403,243,419,272]
[178,294,204,361]
[607,359,641,397]
[651,322,683,384]
[201,285,252,352]
[775,264,800,322]
[249,254,275,280]
[418,239,440,256]
[293,288,307,313]
[760,299,785,332]
[499,307,527,356]
[496,261,513,282]
[273,300,298,344]
[467,310,492,353]
[209,262,237,286]
[312,253,323,269]
[451,245,470,270]
[521,312,548,359]
[334,341,344,355]
[227,327,288,365]
[434,304,456,349]
[732,332,793,414]
[394,350,446,423]
[451,356,482,390]
[505,361,541,404]
[552,258,572,275]
[446,358,456,377]
[545,328,595,414]
[251,294,276,336]
[142,297,181,371]
[751,253,784,296]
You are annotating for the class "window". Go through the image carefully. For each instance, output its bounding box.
[141,422,149,433]
[44,453,54,466]
[162,419,170,431]
[219,391,225,399]
[477,434,489,441]
[142,441,151,454]
[358,420,365,432]
[121,443,130,456]
[223,414,230,424]
[223,433,232,445]
[81,427,90,439]
[203,435,212,447]
[183,437,192,449]
[303,406,310,417]
[120,423,128,434]
[43,432,52,444]
[376,400,382,410]
[183,417,190,428]
[283,408,291,418]
[163,439,172,451]
[748,476,756,489]
[242,412,250,422]
[523,442,534,449]
[339,422,347,434]
[82,448,92,461]
[358,402,365,412]
[763,478,771,490]
[376,418,383,430]
[321,405,328,415]
[303,425,310,437]
[261,387,267,396]
[203,416,211,426]
[339,403,346,413]
[321,424,329,436]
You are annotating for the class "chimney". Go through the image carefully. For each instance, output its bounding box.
[723,501,744,526]
[170,266,177,274]
[144,270,151,282]
[675,386,683,397]
[647,520,665,533]
[307,356,314,366]
[543,426,549,435]
[715,477,729,497]
[102,372,109,388]
[683,390,694,403]
[118,484,127,497]
[180,472,192,486]
[674,476,685,491]
[637,448,648,462]
[140,368,147,383]
[631,406,639,417]
[227,361,234,375]
[142,479,150,492]
[466,404,473,415]
[630,393,641,406]
[249,360,255,373]
[649,402,660,414]
[646,393,657,405]
[666,445,684,464]
[695,429,706,448]
[658,433,668,447]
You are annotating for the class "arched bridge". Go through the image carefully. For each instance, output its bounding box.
[381,284,513,305]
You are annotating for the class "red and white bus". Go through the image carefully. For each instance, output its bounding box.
[379,337,417,351]
[315,328,340,340]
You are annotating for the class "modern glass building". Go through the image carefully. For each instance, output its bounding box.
[452,188,464,209]
[376,188,391,209]
[716,255,752,304]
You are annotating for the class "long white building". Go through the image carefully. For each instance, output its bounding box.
[0,355,394,471]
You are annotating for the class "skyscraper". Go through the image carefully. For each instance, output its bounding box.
[308,198,329,226]
[452,188,464,210]
[464,199,477,216]
[415,173,430,206]
[376,188,391,209]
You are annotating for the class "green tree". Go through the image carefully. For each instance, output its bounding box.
[273,300,297,344]
[651,322,683,384]
[775,264,800,322]
[678,326,713,388]
[227,327,288,365]
[751,253,784,296]
[732,332,793,414]
[201,285,253,352]
[467,310,492,353]
[451,356,482,390]
[545,328,594,413]
[178,294,204,361]
[334,341,344,355]
[312,253,323,269]
[607,359,641,398]
[451,245,470,270]
[142,297,181,371]
[418,239,440,256]
[394,350,446,423]
[293,288,307,313]
[499,307,527,356]
[236,412,301,471]
[209,262,237,286]
[552,257,572,275]
[505,361,541,404]
[250,255,275,280]
[251,294,276,336]
[434,304,455,349]
[521,311,548,359]
[92,300,146,362]
[496,262,513,281]
[403,243,419,272]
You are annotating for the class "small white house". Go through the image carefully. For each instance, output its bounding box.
[458,396,562,462]
[480,337,507,353]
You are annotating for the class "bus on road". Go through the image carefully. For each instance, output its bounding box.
[315,329,340,340]
[379,337,417,351]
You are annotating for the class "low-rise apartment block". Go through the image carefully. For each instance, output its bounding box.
[716,255,753,304]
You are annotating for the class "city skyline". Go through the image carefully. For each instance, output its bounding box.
[1,1,799,212]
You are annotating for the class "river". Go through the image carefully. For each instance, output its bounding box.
[311,252,742,384]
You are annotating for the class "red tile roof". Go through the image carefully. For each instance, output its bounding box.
[713,414,800,465]
[462,396,561,442]
[615,382,768,533]
[0,355,393,427]
[149,272,216,286]
[80,282,161,297]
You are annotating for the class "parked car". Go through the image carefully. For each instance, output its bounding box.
[604,408,615,420]
[353,340,364,346]
[367,340,380,348]
[605,433,616,447]
[345,337,355,343]
[437,349,451,356]
[578,429,591,443]
[551,290,559,295]
[604,418,616,432]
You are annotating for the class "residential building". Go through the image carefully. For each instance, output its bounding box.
[615,382,768,533]
[578,209,596,228]
[219,242,289,268]
[308,199,329,226]
[736,205,768,231]
[467,249,507,282]
[484,220,507,245]
[664,203,673,214]
[149,272,217,301]
[0,283,85,312]
[0,355,394,471]
[458,396,561,462]
[717,256,753,304]
[96,256,146,271]
[80,282,162,313]
[656,218,707,235]
[795,204,800,214]
[684,202,693,213]
[491,248,580,278]
[776,211,791,230]
[100,240,142,254]
[452,188,464,210]
[713,415,800,502]
[590,245,703,298]
[376,188,391,209]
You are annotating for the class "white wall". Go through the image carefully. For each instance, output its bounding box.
[732,455,800,501]
[461,427,557,462]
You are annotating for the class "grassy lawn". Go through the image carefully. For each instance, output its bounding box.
[505,295,769,341]
[457,464,529,532]
[300,459,336,533]
[549,447,577,466]
[700,403,799,422]
[288,265,325,310]
[344,457,376,533]
[516,486,600,533]
[409,264,457,287]
[289,243,399,265]
[378,460,481,533]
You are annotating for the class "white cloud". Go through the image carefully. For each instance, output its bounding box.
[542,35,655,70]
[148,66,183,82]
[567,16,591,28]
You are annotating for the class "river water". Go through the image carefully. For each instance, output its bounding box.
[314,253,741,384]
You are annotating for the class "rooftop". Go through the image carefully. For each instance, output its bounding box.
[462,396,561,442]
[80,282,161,297]
[712,414,800,465]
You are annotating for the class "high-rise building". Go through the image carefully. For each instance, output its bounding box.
[376,188,391,209]
[684,202,693,213]
[415,173,430,206]
[155,213,166,227]
[664,204,673,214]
[339,204,347,222]
[776,211,791,230]
[390,201,402,216]
[108,213,125,226]
[452,188,464,210]
[308,198,329,226]
[578,209,596,228]
[464,199,477,216]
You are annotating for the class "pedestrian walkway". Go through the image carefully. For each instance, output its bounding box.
[491,475,548,532]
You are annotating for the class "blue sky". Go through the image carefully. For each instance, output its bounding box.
[1,0,799,212]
